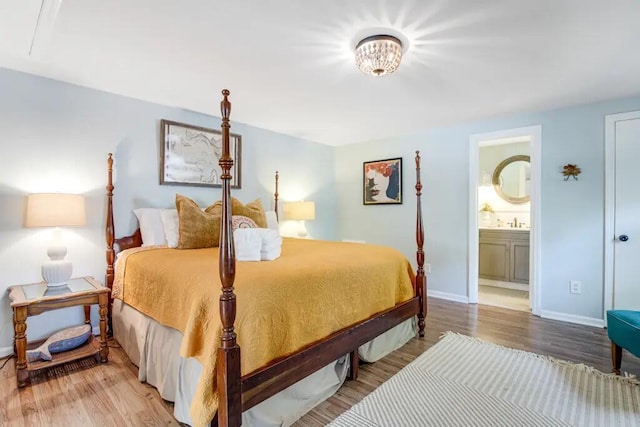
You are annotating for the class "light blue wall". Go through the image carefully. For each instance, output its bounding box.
[336,96,640,322]
[3,65,639,354]
[0,68,337,353]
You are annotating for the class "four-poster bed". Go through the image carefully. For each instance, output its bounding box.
[105,90,427,427]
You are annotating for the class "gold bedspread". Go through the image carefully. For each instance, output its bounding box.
[114,238,415,427]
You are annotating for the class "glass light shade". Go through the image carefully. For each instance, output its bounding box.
[355,35,403,77]
[283,201,315,221]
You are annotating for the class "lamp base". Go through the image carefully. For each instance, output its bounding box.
[296,221,309,239]
[42,260,72,287]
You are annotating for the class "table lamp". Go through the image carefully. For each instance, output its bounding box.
[25,193,87,287]
[283,201,315,238]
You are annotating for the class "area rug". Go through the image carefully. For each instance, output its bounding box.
[329,332,640,427]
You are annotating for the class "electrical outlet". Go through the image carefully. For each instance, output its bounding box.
[425,263,431,274]
[570,280,582,294]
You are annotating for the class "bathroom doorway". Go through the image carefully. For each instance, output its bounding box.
[468,126,542,315]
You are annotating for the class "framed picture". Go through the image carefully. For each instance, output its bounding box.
[160,119,242,188]
[363,158,403,205]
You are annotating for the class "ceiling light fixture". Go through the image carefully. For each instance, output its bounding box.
[355,35,403,77]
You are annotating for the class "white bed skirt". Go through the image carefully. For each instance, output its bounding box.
[112,298,416,426]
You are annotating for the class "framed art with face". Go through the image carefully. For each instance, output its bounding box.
[363,158,402,205]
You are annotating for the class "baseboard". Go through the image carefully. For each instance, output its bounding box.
[0,345,13,359]
[428,290,469,304]
[92,325,100,336]
[539,310,605,328]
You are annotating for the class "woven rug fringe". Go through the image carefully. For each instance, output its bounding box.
[439,331,640,386]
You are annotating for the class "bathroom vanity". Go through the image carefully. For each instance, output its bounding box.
[479,228,529,284]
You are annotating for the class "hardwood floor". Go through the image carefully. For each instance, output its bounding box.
[478,284,529,312]
[1,298,638,426]
[0,343,179,426]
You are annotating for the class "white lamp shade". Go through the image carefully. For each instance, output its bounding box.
[25,193,86,286]
[25,193,87,227]
[283,201,315,221]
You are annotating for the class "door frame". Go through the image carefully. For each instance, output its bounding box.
[604,111,640,319]
[468,125,542,315]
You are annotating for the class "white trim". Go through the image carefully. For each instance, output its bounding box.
[604,111,640,325]
[479,135,531,146]
[529,126,542,316]
[468,136,480,304]
[539,310,605,328]
[428,290,469,304]
[0,346,13,359]
[92,325,100,336]
[468,125,542,315]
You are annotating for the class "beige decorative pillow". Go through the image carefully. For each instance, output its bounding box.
[176,194,221,249]
[207,198,268,228]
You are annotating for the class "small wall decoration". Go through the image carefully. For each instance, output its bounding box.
[479,202,494,214]
[160,119,242,188]
[363,158,402,205]
[562,164,581,181]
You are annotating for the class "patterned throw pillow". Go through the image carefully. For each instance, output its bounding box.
[176,194,222,249]
[208,198,268,228]
[232,215,258,230]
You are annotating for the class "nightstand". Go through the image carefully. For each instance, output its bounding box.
[8,276,110,387]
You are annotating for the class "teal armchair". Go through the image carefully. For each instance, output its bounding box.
[607,310,640,375]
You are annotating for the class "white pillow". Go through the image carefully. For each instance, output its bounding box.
[265,210,279,231]
[161,209,179,248]
[133,208,167,246]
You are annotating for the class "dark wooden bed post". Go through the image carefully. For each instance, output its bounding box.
[106,153,115,332]
[274,171,279,222]
[216,89,242,427]
[104,153,142,331]
[415,151,427,337]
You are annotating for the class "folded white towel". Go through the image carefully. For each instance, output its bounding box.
[261,239,282,253]
[234,229,262,262]
[234,228,283,261]
[261,247,281,261]
[236,248,260,257]
[256,228,282,253]
[256,228,281,244]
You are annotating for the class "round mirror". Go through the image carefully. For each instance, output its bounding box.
[492,155,530,204]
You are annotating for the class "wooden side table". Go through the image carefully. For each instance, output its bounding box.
[8,276,110,387]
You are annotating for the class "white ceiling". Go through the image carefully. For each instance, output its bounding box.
[1,0,640,146]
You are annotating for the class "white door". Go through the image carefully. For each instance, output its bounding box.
[612,116,640,310]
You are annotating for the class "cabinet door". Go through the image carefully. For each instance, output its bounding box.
[479,239,510,281]
[510,242,530,284]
